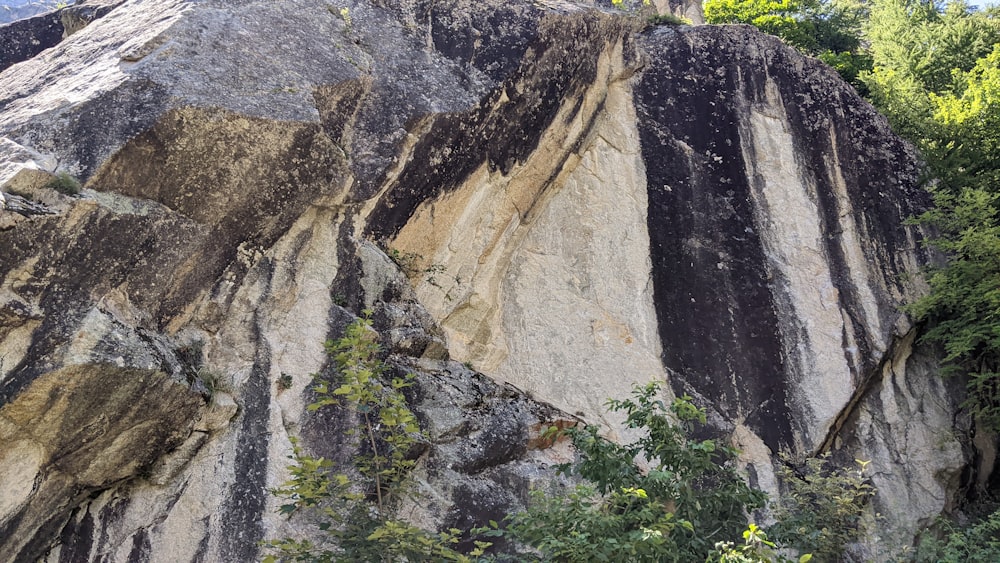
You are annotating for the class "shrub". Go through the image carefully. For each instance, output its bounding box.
[44,171,81,195]
[770,455,876,561]
[502,382,766,562]
[914,502,1000,563]
[711,524,813,563]
[647,13,691,26]
[263,312,488,562]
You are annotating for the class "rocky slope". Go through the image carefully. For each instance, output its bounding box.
[0,0,978,560]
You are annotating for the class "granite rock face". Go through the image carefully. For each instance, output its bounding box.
[0,0,978,560]
[0,0,121,72]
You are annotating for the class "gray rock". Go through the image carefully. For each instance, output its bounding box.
[0,0,121,72]
[0,0,983,560]
[0,9,62,72]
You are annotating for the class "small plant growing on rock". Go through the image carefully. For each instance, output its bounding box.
[277,373,294,392]
[385,246,447,287]
[771,455,876,561]
[196,368,228,400]
[647,13,691,26]
[326,4,351,33]
[44,171,81,195]
[264,311,489,562]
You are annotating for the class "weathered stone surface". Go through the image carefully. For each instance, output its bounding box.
[837,329,969,557]
[0,10,62,72]
[0,364,204,562]
[0,0,121,73]
[635,25,929,451]
[0,0,984,560]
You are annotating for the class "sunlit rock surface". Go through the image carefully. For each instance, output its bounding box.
[0,0,974,560]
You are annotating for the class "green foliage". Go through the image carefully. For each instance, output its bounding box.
[914,505,1000,562]
[44,171,81,195]
[864,0,1000,97]
[647,13,692,25]
[277,372,294,391]
[703,0,871,89]
[611,0,652,8]
[861,0,1000,158]
[704,0,809,44]
[264,312,486,562]
[860,1,1000,431]
[770,456,876,561]
[904,186,1000,428]
[503,484,681,562]
[503,382,766,562]
[710,524,813,563]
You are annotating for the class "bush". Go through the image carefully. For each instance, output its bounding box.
[647,13,691,26]
[914,505,1000,562]
[44,171,81,195]
[770,455,875,561]
[502,383,766,562]
[263,312,488,562]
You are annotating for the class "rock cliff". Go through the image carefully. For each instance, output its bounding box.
[0,0,977,560]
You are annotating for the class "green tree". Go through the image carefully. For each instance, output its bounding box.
[502,383,766,562]
[862,1,1000,431]
[904,187,1000,428]
[703,0,872,88]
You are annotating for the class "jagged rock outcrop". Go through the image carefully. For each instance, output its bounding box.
[0,0,977,560]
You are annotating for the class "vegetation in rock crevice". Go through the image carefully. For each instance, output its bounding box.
[43,171,81,195]
[500,383,767,562]
[263,312,488,562]
[266,317,882,562]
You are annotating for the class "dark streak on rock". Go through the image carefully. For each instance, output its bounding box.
[126,528,151,563]
[56,506,94,562]
[635,25,926,452]
[635,28,793,449]
[191,516,212,563]
[365,12,634,241]
[217,261,274,563]
[14,512,73,563]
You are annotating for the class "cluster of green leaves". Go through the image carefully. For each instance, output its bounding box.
[771,456,876,561]
[704,0,872,88]
[904,187,1000,427]
[914,504,1000,562]
[862,0,1000,151]
[712,524,811,563]
[264,312,488,563]
[502,382,767,562]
